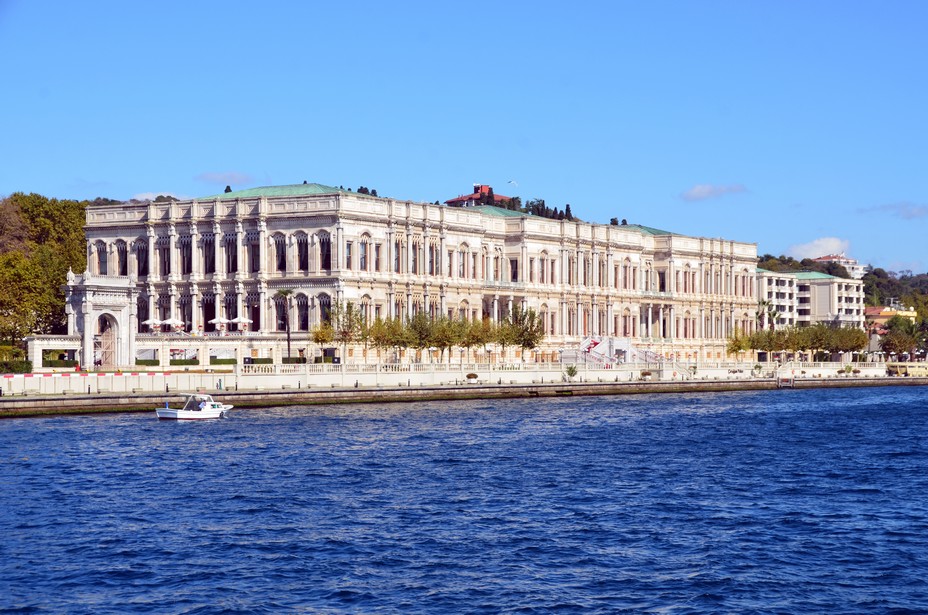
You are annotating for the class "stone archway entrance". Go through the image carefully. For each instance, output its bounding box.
[94,314,118,369]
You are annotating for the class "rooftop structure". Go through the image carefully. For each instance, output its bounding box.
[444,184,513,207]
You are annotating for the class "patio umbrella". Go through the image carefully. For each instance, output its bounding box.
[208,317,231,325]
[161,318,185,328]
[230,316,253,324]
[141,318,162,326]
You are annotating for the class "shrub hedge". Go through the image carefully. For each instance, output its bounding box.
[0,360,32,373]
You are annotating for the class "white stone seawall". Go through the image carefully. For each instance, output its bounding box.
[2,361,891,397]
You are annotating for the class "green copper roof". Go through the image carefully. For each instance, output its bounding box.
[199,183,347,200]
[622,223,672,236]
[793,271,837,280]
[466,205,531,217]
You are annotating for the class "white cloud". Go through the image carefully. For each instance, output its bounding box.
[860,202,928,220]
[680,183,747,202]
[786,237,851,260]
[194,171,254,186]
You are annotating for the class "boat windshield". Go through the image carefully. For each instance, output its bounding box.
[181,395,210,411]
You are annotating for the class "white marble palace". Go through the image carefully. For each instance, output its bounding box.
[57,183,760,369]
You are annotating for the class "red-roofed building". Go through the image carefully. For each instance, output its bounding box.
[444,184,512,207]
[811,253,871,279]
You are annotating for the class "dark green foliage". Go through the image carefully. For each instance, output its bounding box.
[757,254,850,278]
[136,359,160,366]
[43,359,80,368]
[862,268,928,317]
[210,358,237,365]
[0,360,32,373]
[0,193,86,341]
[169,359,199,366]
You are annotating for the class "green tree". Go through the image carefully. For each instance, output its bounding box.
[368,317,390,362]
[1,193,86,336]
[0,251,43,344]
[881,330,917,357]
[460,318,488,362]
[784,326,811,357]
[311,321,334,349]
[428,316,461,363]
[330,301,363,360]
[407,312,433,359]
[832,326,868,357]
[495,314,519,360]
[727,331,750,357]
[807,323,832,360]
[509,306,545,360]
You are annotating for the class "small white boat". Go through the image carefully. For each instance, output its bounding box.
[156,393,233,420]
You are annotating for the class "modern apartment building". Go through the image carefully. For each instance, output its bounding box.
[757,268,865,329]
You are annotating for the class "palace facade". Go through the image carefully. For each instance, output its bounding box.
[62,183,760,369]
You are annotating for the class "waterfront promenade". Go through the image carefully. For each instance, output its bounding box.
[0,360,922,417]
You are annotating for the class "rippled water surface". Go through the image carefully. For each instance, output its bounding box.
[3,387,928,613]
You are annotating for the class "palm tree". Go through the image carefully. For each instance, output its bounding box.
[755,299,779,331]
[275,289,294,359]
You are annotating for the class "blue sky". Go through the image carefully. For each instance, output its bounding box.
[2,1,926,272]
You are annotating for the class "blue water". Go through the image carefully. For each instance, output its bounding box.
[3,387,928,613]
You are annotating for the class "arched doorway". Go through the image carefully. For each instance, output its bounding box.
[95,314,118,369]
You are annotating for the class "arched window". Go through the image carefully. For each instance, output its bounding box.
[224,233,237,274]
[115,240,128,276]
[318,293,332,323]
[202,233,215,274]
[246,292,261,330]
[95,241,107,275]
[178,295,192,332]
[224,295,238,329]
[318,232,332,271]
[179,235,192,275]
[135,240,149,277]
[360,295,372,325]
[359,234,371,271]
[296,233,309,271]
[296,294,309,331]
[246,232,260,274]
[137,296,150,332]
[274,294,288,331]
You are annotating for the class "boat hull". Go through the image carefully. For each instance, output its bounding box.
[156,407,228,420]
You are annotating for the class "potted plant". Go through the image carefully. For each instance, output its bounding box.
[565,365,578,381]
[466,372,478,383]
